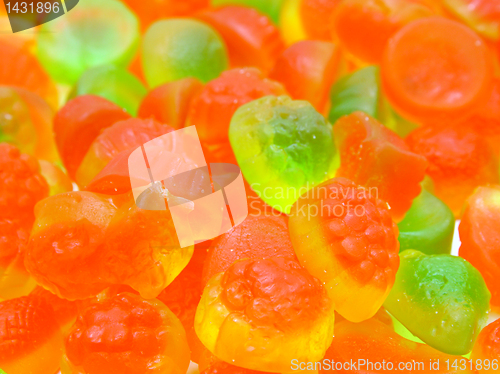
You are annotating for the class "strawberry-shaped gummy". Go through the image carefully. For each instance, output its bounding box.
[63,293,190,374]
[334,112,427,220]
[195,256,334,373]
[471,317,500,373]
[0,294,63,374]
[288,177,400,322]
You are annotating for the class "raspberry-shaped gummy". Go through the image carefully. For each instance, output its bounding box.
[0,143,48,219]
[64,293,190,374]
[195,256,334,373]
[289,177,400,322]
[472,317,500,369]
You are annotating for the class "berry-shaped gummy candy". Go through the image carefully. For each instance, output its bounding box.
[471,317,500,373]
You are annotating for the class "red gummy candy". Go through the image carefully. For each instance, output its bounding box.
[471,317,500,372]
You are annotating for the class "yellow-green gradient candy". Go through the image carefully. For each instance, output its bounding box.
[142,19,229,88]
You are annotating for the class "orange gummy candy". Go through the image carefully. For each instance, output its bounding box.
[195,256,335,373]
[471,317,500,373]
[289,177,400,322]
[196,6,285,74]
[63,292,190,374]
[300,0,341,40]
[334,112,427,221]
[269,40,342,113]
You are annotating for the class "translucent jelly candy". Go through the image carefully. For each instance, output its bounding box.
[459,186,500,310]
[322,318,474,374]
[406,122,498,217]
[443,0,500,41]
[39,160,73,196]
[196,6,285,74]
[333,112,427,220]
[0,38,58,108]
[54,95,131,180]
[198,348,273,374]
[0,294,63,374]
[62,293,190,374]
[142,19,228,88]
[195,256,335,372]
[187,68,286,145]
[75,118,173,187]
[138,78,203,129]
[0,86,58,162]
[384,250,491,355]
[157,245,206,363]
[381,17,494,122]
[269,40,342,113]
[30,286,79,331]
[279,0,308,45]
[229,95,337,214]
[71,65,147,116]
[36,0,140,85]
[202,213,297,286]
[471,317,500,373]
[211,0,284,24]
[289,177,400,322]
[300,0,340,40]
[332,0,435,64]
[398,189,455,255]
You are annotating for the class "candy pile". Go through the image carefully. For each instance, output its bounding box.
[1,0,500,373]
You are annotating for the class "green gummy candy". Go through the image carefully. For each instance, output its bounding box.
[36,0,140,85]
[384,250,491,356]
[229,95,337,214]
[211,0,285,24]
[398,189,455,255]
[142,19,228,88]
[70,65,147,116]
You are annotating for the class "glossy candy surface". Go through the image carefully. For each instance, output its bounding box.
[289,177,400,322]
[471,317,500,373]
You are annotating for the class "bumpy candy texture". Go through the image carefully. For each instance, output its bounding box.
[187,68,286,145]
[54,95,131,180]
[142,19,228,88]
[471,317,500,373]
[381,17,493,122]
[196,6,285,75]
[195,256,334,373]
[71,65,147,116]
[229,95,337,214]
[322,318,474,374]
[384,250,491,355]
[333,112,427,221]
[407,122,498,217]
[289,177,400,322]
[397,189,455,255]
[459,186,500,309]
[36,0,140,85]
[269,40,341,113]
[0,294,63,374]
[202,213,296,286]
[63,293,190,374]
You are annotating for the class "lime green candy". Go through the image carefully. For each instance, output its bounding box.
[142,19,228,88]
[229,95,337,214]
[398,189,455,255]
[384,250,490,355]
[36,0,139,85]
[212,0,285,24]
[70,65,147,116]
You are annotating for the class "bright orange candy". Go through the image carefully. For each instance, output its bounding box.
[0,294,64,374]
[300,0,341,40]
[202,213,297,286]
[186,67,287,145]
[0,38,58,108]
[459,186,500,309]
[63,292,190,374]
[332,0,435,65]
[196,256,335,373]
[471,317,500,373]
[30,286,79,330]
[288,177,400,322]
[54,95,131,180]
[406,123,498,217]
[334,112,428,221]
[381,17,494,122]
[137,78,203,129]
[321,318,474,373]
[269,40,342,113]
[75,118,174,187]
[196,6,285,74]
